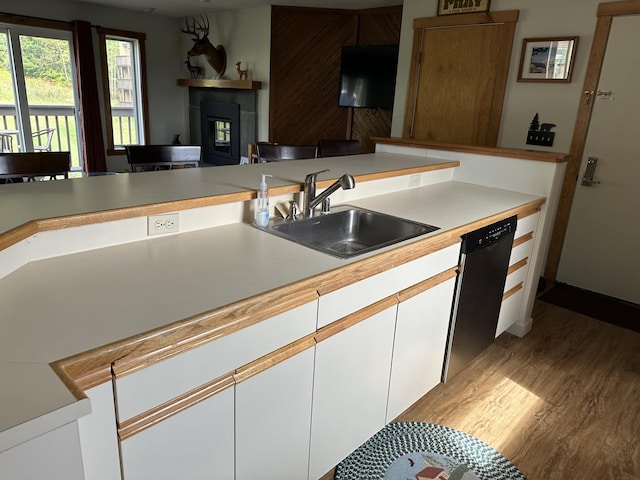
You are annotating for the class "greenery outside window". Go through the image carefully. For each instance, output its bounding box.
[98,28,149,154]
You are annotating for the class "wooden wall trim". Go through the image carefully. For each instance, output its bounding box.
[0,12,70,31]
[373,137,568,163]
[598,0,640,16]
[413,10,519,29]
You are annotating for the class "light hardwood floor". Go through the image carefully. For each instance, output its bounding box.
[321,301,640,479]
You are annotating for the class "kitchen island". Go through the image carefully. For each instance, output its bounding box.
[0,143,566,479]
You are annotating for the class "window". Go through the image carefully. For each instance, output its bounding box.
[98,28,149,154]
[0,23,82,168]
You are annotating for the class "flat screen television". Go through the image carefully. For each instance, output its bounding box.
[338,44,399,111]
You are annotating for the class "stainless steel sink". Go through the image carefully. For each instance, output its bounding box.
[256,206,439,259]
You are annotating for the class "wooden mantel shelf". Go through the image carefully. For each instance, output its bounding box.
[177,78,261,90]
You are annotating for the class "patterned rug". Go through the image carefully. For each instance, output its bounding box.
[334,422,526,480]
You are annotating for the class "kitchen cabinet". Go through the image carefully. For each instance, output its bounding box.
[496,211,540,337]
[235,338,315,480]
[0,422,84,480]
[387,272,457,421]
[119,376,235,480]
[76,382,121,480]
[309,299,398,480]
[317,244,460,328]
[114,298,318,480]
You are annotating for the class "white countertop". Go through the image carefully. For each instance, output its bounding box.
[0,154,543,452]
[0,153,448,237]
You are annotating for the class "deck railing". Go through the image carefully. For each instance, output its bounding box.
[0,104,136,168]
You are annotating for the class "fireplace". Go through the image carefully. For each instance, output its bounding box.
[189,88,257,166]
[201,101,240,165]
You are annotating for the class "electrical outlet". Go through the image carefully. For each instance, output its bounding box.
[148,213,179,236]
[408,174,421,188]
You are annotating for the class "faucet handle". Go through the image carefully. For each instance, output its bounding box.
[304,169,330,183]
[286,200,299,219]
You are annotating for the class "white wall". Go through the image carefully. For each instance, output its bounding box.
[391,0,601,153]
[0,0,187,171]
[180,7,272,142]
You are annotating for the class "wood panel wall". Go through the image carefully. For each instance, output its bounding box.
[352,7,403,154]
[269,5,403,152]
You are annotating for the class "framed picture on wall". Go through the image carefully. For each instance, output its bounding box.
[437,0,490,16]
[518,36,578,83]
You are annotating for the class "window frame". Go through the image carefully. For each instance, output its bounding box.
[97,27,150,155]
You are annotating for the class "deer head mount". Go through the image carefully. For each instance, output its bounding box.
[181,15,227,78]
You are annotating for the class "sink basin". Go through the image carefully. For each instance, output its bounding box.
[256,206,439,259]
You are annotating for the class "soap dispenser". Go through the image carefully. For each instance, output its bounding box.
[255,174,273,227]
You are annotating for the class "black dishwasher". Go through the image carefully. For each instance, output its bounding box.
[442,216,517,382]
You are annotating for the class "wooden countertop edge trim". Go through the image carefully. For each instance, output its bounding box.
[118,372,235,441]
[0,163,456,253]
[53,198,545,393]
[372,137,569,164]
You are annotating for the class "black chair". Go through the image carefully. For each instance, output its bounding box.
[317,139,360,158]
[0,152,70,182]
[126,145,201,172]
[256,143,317,162]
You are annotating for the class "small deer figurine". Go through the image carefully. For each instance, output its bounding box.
[184,58,203,79]
[236,61,248,81]
[181,15,226,77]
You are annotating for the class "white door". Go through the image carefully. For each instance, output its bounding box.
[557,15,640,304]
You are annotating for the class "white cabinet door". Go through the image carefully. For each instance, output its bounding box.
[387,276,456,421]
[0,422,84,480]
[309,304,397,480]
[236,345,315,480]
[76,382,121,480]
[120,384,235,480]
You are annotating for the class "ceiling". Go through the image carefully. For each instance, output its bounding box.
[76,0,403,17]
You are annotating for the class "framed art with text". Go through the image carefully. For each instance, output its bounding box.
[437,0,491,16]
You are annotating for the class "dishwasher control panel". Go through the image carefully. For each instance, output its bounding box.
[461,216,517,253]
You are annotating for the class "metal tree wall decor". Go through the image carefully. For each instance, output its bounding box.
[526,113,556,147]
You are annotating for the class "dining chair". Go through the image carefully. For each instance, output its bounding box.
[126,145,202,172]
[32,128,56,152]
[317,139,360,158]
[255,143,318,162]
[0,151,70,182]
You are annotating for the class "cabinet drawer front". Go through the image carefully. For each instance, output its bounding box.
[387,277,456,422]
[504,259,529,293]
[516,211,540,237]
[496,285,524,337]
[115,300,317,422]
[510,235,534,266]
[236,347,314,480]
[309,305,397,480]
[120,387,234,480]
[317,243,459,329]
